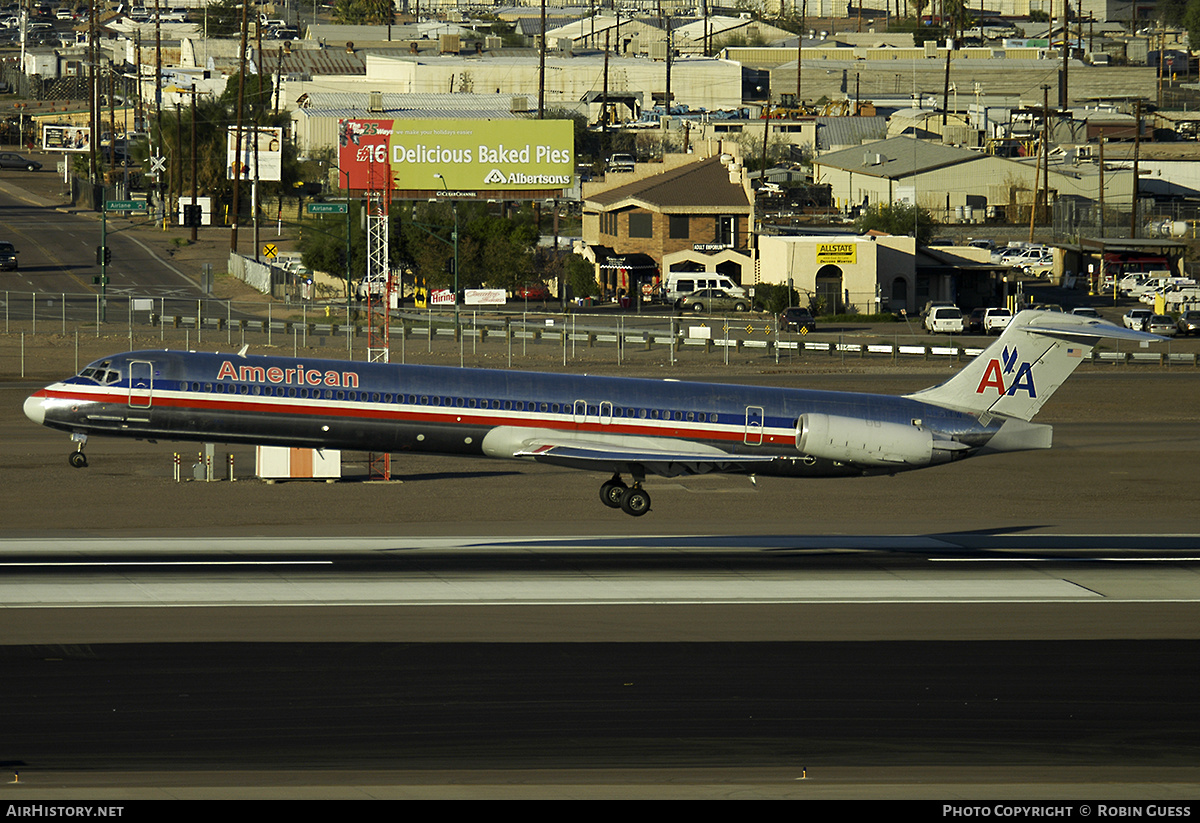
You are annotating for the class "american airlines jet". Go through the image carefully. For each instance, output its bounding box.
[24,310,1161,516]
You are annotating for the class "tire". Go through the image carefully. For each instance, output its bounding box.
[600,480,626,509]
[620,488,651,517]
[733,302,748,312]
[26,164,35,172]
[691,303,704,312]
[69,452,87,469]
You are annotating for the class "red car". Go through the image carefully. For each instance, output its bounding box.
[516,283,551,300]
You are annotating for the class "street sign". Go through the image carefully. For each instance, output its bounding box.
[307,203,348,214]
[263,244,278,259]
[150,154,166,173]
[105,200,147,211]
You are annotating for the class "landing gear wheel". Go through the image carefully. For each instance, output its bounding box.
[600,477,627,509]
[69,451,88,468]
[619,487,651,517]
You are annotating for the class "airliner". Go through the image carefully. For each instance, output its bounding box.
[24,310,1162,516]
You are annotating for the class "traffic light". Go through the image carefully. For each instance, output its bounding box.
[96,246,111,265]
[182,204,202,228]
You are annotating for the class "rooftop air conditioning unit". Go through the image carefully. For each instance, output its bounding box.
[369,91,383,112]
[511,95,529,112]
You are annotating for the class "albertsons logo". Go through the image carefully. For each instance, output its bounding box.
[482,168,573,186]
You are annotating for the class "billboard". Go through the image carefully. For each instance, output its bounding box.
[338,118,574,194]
[227,126,283,182]
[42,124,91,153]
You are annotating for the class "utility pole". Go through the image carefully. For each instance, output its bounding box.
[1130,99,1141,238]
[88,0,96,184]
[538,0,545,118]
[190,85,198,243]
[231,0,249,252]
[155,0,164,228]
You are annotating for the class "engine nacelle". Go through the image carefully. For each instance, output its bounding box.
[796,413,935,467]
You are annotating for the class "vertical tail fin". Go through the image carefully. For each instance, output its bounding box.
[905,310,1164,421]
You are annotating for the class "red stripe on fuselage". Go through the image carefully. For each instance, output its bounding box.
[39,385,779,445]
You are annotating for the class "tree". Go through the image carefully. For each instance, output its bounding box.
[203,0,242,37]
[563,253,599,298]
[332,0,394,25]
[1183,0,1200,52]
[854,202,935,245]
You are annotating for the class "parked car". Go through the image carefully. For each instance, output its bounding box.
[920,300,958,321]
[606,153,635,173]
[1147,314,1177,336]
[676,288,750,313]
[924,306,964,334]
[515,282,551,301]
[0,240,17,271]
[778,306,815,332]
[1176,310,1200,336]
[0,152,41,171]
[1021,254,1055,277]
[1071,307,1101,318]
[966,307,987,334]
[982,307,1013,335]
[1001,245,1051,268]
[1123,308,1152,330]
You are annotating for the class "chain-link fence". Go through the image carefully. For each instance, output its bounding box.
[4,289,1196,379]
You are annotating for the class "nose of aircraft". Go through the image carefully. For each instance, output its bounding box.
[23,393,45,426]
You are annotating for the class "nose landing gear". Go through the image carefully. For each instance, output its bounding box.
[69,433,88,468]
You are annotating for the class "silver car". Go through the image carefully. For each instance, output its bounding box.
[1176,311,1200,336]
[676,288,750,313]
[1148,315,1177,336]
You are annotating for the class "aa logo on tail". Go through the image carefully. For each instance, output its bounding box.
[976,345,1037,398]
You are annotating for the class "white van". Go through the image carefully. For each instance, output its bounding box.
[663,273,746,304]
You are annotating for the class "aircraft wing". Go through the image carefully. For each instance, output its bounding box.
[482,427,777,478]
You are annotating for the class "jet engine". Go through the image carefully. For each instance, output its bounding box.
[796,413,939,467]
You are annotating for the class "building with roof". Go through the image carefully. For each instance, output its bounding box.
[290,91,538,159]
[272,49,742,120]
[580,146,755,297]
[752,48,1155,108]
[758,233,1008,316]
[812,135,1134,221]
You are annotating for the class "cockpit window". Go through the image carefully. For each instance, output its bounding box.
[78,365,121,385]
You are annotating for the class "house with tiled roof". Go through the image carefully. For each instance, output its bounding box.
[580,146,754,299]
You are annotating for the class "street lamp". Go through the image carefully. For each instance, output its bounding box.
[433,173,459,328]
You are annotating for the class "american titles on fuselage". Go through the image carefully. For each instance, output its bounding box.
[216,360,360,389]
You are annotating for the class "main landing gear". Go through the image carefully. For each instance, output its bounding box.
[69,433,88,468]
[599,472,651,517]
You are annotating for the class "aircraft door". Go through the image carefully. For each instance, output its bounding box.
[744,405,764,445]
[572,400,614,428]
[128,360,153,408]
